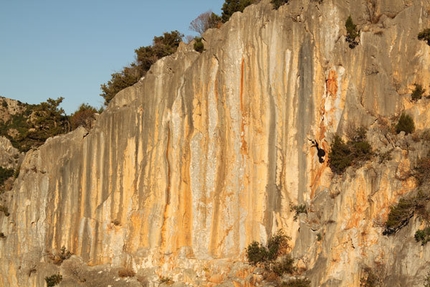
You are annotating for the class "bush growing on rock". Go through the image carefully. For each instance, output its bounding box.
[328,127,372,174]
[246,230,300,281]
[414,154,430,185]
[395,113,415,135]
[383,190,430,236]
[246,230,291,265]
[414,227,430,245]
[345,16,359,48]
[383,198,415,235]
[45,273,62,287]
[290,204,307,221]
[418,28,430,45]
[411,84,425,101]
[193,37,204,53]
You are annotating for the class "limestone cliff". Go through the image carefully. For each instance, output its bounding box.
[1,0,430,286]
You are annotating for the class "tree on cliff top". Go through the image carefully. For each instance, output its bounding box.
[100,30,183,105]
[0,97,69,152]
[221,0,256,23]
[70,103,98,130]
[189,11,222,35]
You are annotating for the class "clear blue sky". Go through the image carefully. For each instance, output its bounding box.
[0,0,224,114]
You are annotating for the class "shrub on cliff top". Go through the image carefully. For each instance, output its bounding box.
[100,30,183,105]
[271,0,289,10]
[221,0,256,23]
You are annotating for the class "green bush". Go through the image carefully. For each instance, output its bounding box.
[328,128,372,174]
[246,230,291,266]
[411,84,425,101]
[395,113,415,135]
[0,97,69,152]
[418,28,430,45]
[45,273,62,287]
[221,0,256,23]
[193,37,204,53]
[414,155,430,185]
[290,204,307,221]
[415,227,430,245]
[272,254,295,276]
[0,167,14,186]
[271,0,289,10]
[246,241,268,265]
[101,31,183,105]
[383,198,415,235]
[345,16,359,48]
[328,135,353,174]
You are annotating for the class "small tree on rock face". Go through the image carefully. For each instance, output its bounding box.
[345,16,359,48]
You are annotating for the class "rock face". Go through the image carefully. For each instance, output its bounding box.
[2,0,430,286]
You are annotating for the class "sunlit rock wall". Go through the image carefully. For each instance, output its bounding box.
[1,0,430,286]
